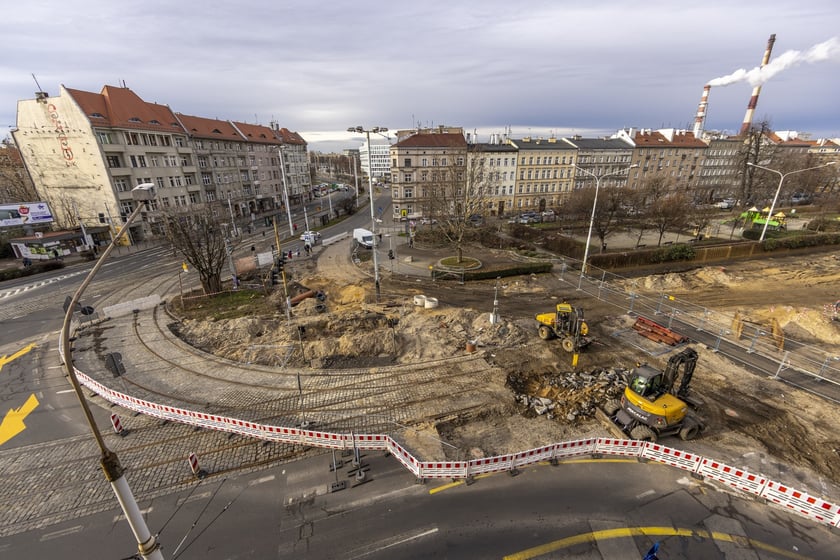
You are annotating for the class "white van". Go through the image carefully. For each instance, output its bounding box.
[353,228,374,248]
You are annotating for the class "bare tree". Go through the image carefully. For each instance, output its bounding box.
[564,185,627,252]
[648,193,691,246]
[162,204,233,293]
[424,152,493,262]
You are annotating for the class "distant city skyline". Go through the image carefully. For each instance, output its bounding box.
[3,1,840,155]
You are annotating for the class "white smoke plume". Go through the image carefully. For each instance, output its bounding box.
[708,37,840,87]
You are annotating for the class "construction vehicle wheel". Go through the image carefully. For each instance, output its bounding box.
[630,425,657,442]
[561,337,575,353]
[679,422,701,441]
[603,399,621,416]
[538,325,554,340]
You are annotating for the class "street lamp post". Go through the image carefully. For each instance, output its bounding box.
[747,161,836,241]
[278,146,295,237]
[575,164,638,288]
[348,126,388,302]
[60,183,164,560]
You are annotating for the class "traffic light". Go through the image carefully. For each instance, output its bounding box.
[277,254,286,271]
[270,268,278,285]
[388,250,394,260]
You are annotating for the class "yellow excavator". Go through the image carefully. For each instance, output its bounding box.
[535,302,591,353]
[600,348,704,442]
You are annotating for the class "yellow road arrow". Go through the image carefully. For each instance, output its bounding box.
[0,343,36,372]
[0,394,40,446]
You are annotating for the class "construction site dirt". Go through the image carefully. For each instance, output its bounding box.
[172,247,840,505]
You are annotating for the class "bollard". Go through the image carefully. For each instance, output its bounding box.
[188,452,206,479]
[110,413,128,436]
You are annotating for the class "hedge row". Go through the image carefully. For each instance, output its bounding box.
[432,261,553,281]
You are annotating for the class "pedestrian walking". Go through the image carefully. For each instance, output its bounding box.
[295,248,300,258]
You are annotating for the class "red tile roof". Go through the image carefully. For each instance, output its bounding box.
[176,113,243,141]
[232,121,282,144]
[394,132,467,149]
[66,85,183,132]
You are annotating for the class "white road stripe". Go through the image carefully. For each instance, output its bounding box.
[177,490,213,506]
[636,489,656,499]
[40,525,84,541]
[248,474,275,486]
[56,389,75,394]
[114,507,153,523]
[348,527,439,559]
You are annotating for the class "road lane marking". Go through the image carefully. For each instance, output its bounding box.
[114,507,153,523]
[177,491,212,506]
[40,525,84,541]
[348,527,438,559]
[56,389,76,394]
[0,394,40,446]
[635,489,656,499]
[0,343,36,372]
[503,526,810,560]
[248,474,276,486]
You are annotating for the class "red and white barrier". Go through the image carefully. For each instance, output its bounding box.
[697,458,767,495]
[187,452,200,476]
[760,481,840,527]
[641,443,702,473]
[61,342,840,531]
[110,413,126,435]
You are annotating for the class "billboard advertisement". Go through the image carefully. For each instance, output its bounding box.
[0,202,54,227]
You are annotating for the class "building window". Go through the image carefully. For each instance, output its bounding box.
[156,177,165,189]
[404,158,412,168]
[114,178,129,192]
[98,132,113,144]
[404,188,413,198]
[403,173,413,182]
[130,155,147,168]
[106,155,121,168]
[189,192,200,204]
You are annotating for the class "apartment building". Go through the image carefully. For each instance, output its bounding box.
[389,127,468,221]
[468,141,518,217]
[614,128,707,195]
[695,136,745,203]
[12,85,308,241]
[508,137,578,212]
[563,137,634,191]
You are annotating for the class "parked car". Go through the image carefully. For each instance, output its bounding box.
[419,217,437,225]
[714,198,736,209]
[468,214,484,226]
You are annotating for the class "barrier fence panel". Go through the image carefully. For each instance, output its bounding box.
[760,481,840,527]
[419,461,470,479]
[552,439,598,459]
[595,438,646,458]
[512,445,556,469]
[697,458,768,496]
[640,443,703,473]
[467,455,514,475]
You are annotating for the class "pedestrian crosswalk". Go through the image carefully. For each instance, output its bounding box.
[0,270,87,300]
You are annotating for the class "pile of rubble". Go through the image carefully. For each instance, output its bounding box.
[508,367,629,423]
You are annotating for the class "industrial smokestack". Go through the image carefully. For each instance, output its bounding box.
[692,85,711,138]
[738,33,776,136]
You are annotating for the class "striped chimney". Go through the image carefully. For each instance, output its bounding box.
[739,33,776,136]
[692,85,711,138]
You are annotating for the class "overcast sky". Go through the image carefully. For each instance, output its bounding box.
[3,1,840,153]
